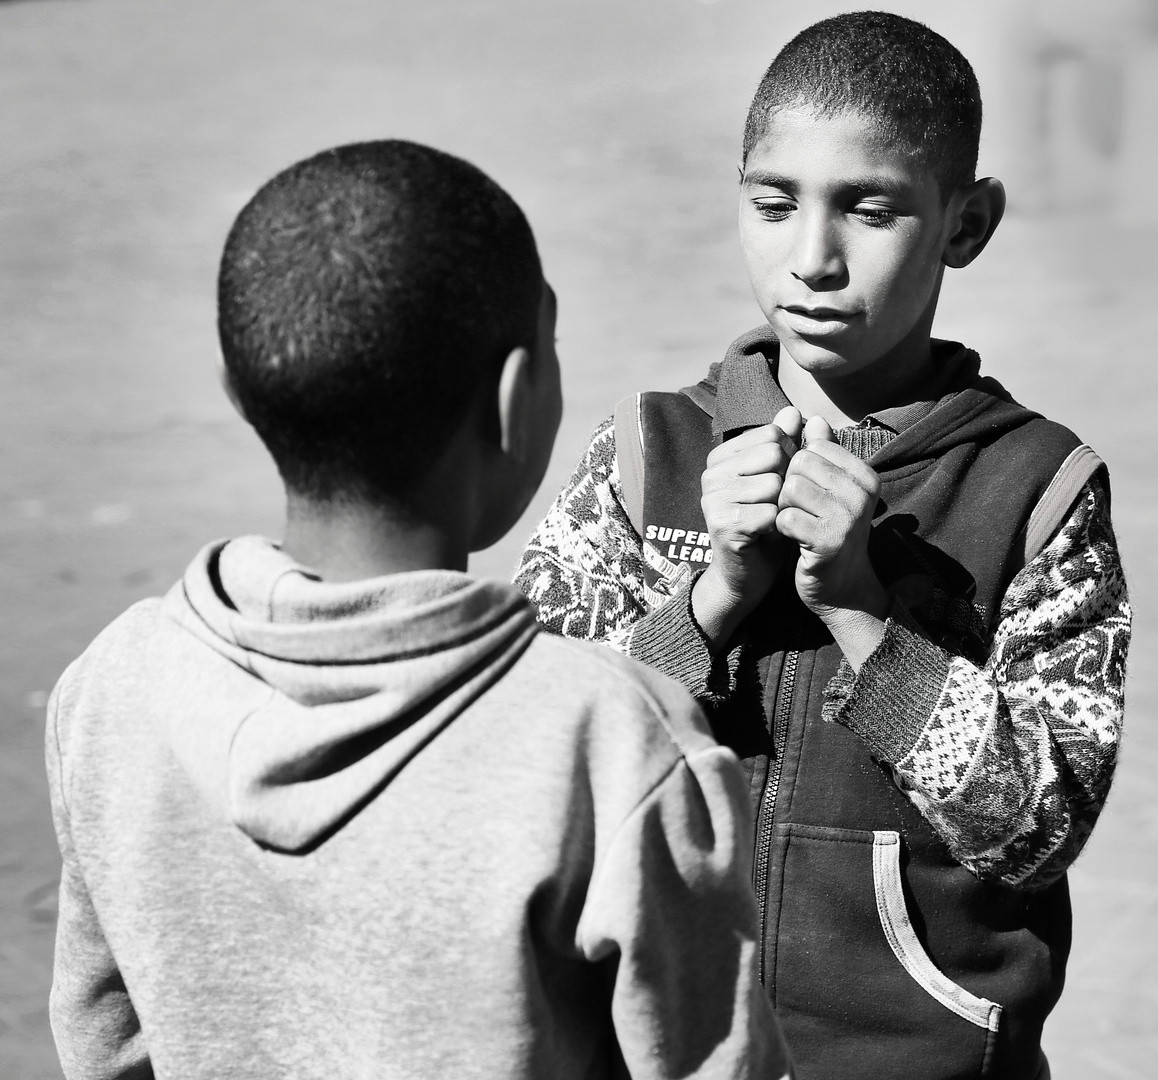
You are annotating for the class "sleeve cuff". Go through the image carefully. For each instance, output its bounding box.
[627,577,735,703]
[823,601,952,763]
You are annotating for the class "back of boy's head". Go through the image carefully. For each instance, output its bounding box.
[218,139,542,505]
[743,11,982,199]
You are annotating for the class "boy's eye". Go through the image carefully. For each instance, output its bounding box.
[752,198,795,221]
[853,204,899,229]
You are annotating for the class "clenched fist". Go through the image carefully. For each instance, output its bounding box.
[691,406,803,651]
[776,416,889,666]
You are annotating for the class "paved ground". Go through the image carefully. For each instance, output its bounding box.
[1,1,1155,1077]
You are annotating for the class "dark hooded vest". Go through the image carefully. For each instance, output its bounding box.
[615,344,1100,1080]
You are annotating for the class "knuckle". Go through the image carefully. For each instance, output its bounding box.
[701,468,733,497]
[746,474,779,501]
[705,444,731,468]
[700,495,726,526]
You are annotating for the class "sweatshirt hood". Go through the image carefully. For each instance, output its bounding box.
[162,537,538,852]
[695,326,1041,473]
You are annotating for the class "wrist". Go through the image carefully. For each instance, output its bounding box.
[691,565,760,655]
[810,580,890,671]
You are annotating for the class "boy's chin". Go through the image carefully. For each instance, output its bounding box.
[778,338,878,381]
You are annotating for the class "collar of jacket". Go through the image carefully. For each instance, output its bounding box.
[706,326,983,441]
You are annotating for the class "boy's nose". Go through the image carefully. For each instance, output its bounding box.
[790,214,845,286]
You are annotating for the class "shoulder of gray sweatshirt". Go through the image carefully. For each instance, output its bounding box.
[46,536,791,1080]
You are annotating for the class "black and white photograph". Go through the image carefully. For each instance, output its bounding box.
[1,1,1155,1077]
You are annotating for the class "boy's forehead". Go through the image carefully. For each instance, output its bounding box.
[743,106,935,192]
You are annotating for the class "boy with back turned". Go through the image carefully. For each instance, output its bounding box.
[517,12,1131,1079]
[46,140,792,1078]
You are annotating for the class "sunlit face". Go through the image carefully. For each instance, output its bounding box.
[739,107,957,381]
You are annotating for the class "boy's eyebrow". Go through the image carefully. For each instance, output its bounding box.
[741,170,916,199]
[741,169,794,191]
[838,175,915,198]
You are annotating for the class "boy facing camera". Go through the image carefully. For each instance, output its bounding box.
[46,141,791,1079]
[517,13,1130,1079]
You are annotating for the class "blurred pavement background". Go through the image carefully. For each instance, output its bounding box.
[1,1,1155,1076]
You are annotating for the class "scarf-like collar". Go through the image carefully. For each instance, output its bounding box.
[709,326,982,441]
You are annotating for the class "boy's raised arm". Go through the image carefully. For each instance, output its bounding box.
[690,408,801,651]
[515,409,801,700]
[823,474,1130,888]
[515,418,734,704]
[770,420,1129,887]
[775,416,891,668]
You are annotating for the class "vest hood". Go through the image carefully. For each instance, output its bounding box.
[705,326,1041,475]
[161,537,538,852]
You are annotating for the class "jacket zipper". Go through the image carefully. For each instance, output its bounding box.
[754,648,799,985]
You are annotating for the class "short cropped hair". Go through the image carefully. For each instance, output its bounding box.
[742,11,982,198]
[218,140,542,504]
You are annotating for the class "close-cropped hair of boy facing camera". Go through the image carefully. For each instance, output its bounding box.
[517,11,1130,1080]
[45,139,792,1080]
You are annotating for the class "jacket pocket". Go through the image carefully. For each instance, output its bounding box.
[767,824,1000,1079]
[871,831,1001,1034]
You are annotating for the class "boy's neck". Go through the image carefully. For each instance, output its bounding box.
[281,495,470,583]
[777,334,939,428]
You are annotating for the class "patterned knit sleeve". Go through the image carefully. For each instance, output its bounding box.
[514,419,730,702]
[514,416,650,649]
[825,473,1130,889]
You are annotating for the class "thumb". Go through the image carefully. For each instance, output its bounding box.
[803,415,836,446]
[773,405,804,444]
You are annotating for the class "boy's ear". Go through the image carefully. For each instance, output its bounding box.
[943,177,1006,269]
[496,345,533,462]
[216,350,249,422]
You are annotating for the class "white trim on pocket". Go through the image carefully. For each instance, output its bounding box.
[872,831,1002,1033]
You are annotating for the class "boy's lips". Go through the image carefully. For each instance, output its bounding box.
[779,304,858,336]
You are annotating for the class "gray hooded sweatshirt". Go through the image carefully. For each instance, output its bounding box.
[47,536,790,1080]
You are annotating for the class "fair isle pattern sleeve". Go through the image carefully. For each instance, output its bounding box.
[515,417,736,702]
[514,416,649,651]
[826,474,1130,888]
